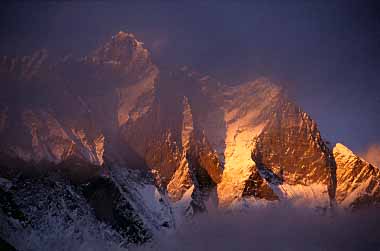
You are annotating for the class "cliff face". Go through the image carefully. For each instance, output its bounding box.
[334,143,380,209]
[0,31,155,165]
[0,32,172,248]
[1,31,379,248]
[250,100,337,208]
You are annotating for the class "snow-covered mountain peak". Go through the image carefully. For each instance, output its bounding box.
[114,31,135,40]
[90,31,150,69]
[334,143,375,169]
[333,143,380,208]
[112,31,145,48]
[334,143,355,158]
[1,32,380,249]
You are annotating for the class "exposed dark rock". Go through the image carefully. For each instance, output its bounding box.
[82,177,151,244]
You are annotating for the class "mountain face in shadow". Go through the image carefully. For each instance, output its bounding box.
[0,31,379,249]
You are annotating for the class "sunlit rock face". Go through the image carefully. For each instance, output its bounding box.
[1,31,380,248]
[334,143,380,209]
[127,69,338,209]
[167,96,196,201]
[250,101,336,208]
[0,107,105,165]
[115,67,224,213]
[253,102,333,185]
[209,79,283,206]
[21,109,105,165]
[193,77,335,208]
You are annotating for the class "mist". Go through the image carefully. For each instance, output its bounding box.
[361,144,380,168]
[1,1,379,153]
[1,2,380,251]
[133,206,380,251]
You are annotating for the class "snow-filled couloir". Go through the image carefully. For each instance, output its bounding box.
[1,31,380,249]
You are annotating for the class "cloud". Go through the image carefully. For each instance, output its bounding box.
[133,206,380,251]
[361,144,380,168]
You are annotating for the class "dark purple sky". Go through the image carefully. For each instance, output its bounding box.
[1,1,379,153]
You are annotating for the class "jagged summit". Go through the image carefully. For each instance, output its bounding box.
[334,143,355,157]
[1,31,380,249]
[90,31,149,66]
[114,30,134,39]
[113,31,143,44]
[334,143,380,208]
[334,142,379,171]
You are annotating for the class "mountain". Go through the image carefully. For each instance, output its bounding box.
[334,143,380,209]
[0,31,379,249]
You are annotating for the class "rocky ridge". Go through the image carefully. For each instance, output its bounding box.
[0,31,379,249]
